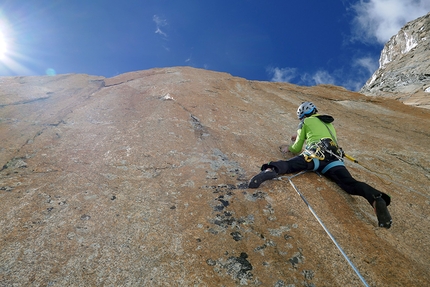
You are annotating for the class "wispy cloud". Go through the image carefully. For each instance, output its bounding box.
[351,0,430,44]
[267,63,375,92]
[340,56,381,90]
[268,67,335,87]
[267,67,297,82]
[309,70,335,85]
[353,56,379,75]
[153,15,168,38]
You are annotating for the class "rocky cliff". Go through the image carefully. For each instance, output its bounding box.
[360,12,430,109]
[1,67,429,286]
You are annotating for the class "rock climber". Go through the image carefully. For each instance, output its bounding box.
[248,101,392,228]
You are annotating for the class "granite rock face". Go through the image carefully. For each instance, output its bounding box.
[1,67,429,286]
[360,12,430,109]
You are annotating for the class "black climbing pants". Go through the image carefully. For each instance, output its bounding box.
[262,155,390,207]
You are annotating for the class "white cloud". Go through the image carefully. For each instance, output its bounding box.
[335,56,381,90]
[341,78,368,92]
[290,70,335,87]
[155,27,167,37]
[267,67,297,82]
[352,0,430,44]
[268,66,335,86]
[153,15,168,38]
[268,66,371,91]
[353,56,379,74]
[311,70,335,85]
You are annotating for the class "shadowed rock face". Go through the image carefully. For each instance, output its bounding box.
[361,12,430,109]
[1,67,429,286]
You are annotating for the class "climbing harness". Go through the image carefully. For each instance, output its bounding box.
[277,171,371,287]
[302,138,344,163]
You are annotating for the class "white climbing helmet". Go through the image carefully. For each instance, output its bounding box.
[297,102,317,120]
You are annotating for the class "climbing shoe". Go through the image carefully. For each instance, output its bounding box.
[373,195,392,229]
[248,170,277,188]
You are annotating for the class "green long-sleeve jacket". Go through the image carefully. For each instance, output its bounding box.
[289,114,337,154]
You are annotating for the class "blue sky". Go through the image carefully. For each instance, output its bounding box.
[0,0,429,91]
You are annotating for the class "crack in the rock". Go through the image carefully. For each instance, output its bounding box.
[388,152,430,173]
[0,82,106,171]
[0,96,51,108]
[44,120,66,127]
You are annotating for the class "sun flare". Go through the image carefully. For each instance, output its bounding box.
[0,30,7,60]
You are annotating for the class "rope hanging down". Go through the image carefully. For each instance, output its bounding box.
[278,171,370,287]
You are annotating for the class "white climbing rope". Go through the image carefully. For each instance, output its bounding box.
[278,171,370,287]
